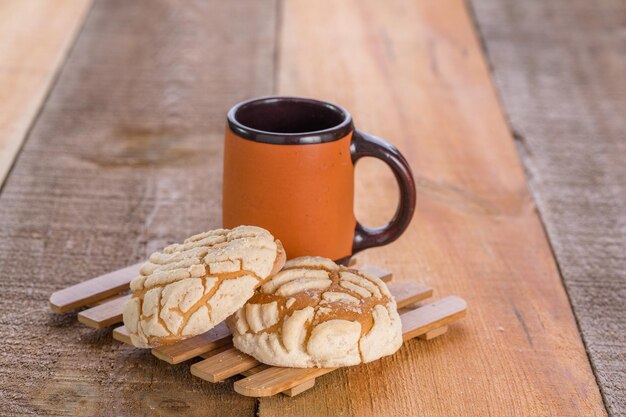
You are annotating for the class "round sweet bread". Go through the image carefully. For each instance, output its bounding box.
[123,225,285,348]
[227,256,403,368]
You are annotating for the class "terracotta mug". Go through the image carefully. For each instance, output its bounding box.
[222,96,416,263]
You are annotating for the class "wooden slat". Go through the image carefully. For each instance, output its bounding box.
[0,0,92,186]
[191,348,258,383]
[234,296,466,397]
[239,367,331,399]
[198,344,233,359]
[241,364,271,377]
[189,282,435,385]
[471,0,625,414]
[78,294,131,328]
[418,325,448,340]
[114,327,236,358]
[360,265,392,282]
[282,379,316,397]
[267,0,607,415]
[87,293,127,307]
[392,282,432,309]
[0,1,279,414]
[49,262,140,313]
[151,322,232,364]
[400,296,467,341]
[241,366,315,397]
[112,326,131,345]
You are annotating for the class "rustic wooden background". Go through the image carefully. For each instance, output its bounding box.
[470,1,625,414]
[0,0,623,416]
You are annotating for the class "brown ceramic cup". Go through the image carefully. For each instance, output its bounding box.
[222,96,416,263]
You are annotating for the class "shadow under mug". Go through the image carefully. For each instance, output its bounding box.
[222,96,416,263]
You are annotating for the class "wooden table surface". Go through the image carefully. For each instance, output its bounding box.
[0,1,623,416]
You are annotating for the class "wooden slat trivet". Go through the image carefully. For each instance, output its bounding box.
[111,278,454,397]
[111,281,431,364]
[50,262,466,397]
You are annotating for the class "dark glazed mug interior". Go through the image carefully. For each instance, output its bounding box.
[228,96,353,144]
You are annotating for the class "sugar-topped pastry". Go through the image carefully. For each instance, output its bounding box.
[123,226,285,348]
[227,256,402,368]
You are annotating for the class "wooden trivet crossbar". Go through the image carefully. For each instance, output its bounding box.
[50,261,467,397]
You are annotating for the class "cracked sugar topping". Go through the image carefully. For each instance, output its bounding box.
[123,225,285,348]
[228,256,403,368]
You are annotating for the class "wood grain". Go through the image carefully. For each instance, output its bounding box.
[191,347,258,383]
[256,0,608,415]
[112,325,131,345]
[400,296,467,341]
[240,365,271,378]
[282,379,316,397]
[391,281,432,309]
[0,0,92,187]
[469,1,626,415]
[0,0,614,415]
[49,262,139,313]
[78,293,130,328]
[0,0,277,415]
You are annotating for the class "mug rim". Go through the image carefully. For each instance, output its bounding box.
[227,96,353,145]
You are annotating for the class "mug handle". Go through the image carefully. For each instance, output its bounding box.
[350,129,417,255]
